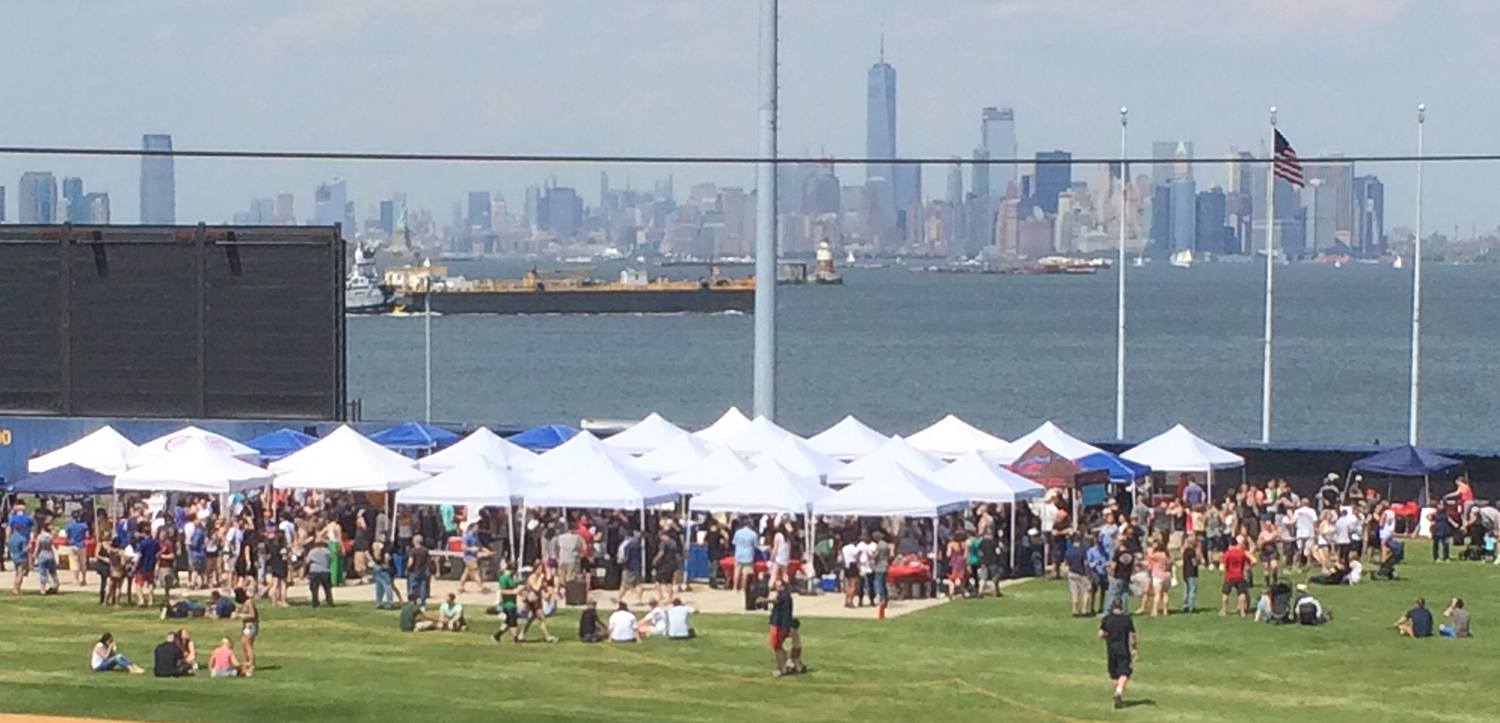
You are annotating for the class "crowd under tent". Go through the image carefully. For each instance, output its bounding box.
[507,424,578,451]
[907,414,1009,459]
[139,426,259,459]
[27,426,146,476]
[929,451,1046,569]
[602,413,690,456]
[369,422,461,451]
[115,437,273,494]
[694,406,752,443]
[806,415,890,461]
[245,429,317,460]
[526,455,681,577]
[418,427,537,474]
[1122,424,1245,501]
[396,458,531,555]
[633,434,718,477]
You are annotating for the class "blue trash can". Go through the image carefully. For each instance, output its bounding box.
[685,544,710,581]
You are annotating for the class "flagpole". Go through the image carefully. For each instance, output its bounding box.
[1261,107,1277,445]
[1115,106,1128,441]
[1409,103,1426,445]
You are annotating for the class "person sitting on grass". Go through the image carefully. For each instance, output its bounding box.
[399,596,438,633]
[153,632,192,677]
[1294,585,1331,625]
[666,598,696,640]
[91,633,144,674]
[608,601,639,643]
[1396,597,1434,638]
[438,592,466,631]
[639,598,667,638]
[578,601,606,643]
[1440,598,1470,638]
[209,590,236,618]
[176,629,198,672]
[209,638,244,678]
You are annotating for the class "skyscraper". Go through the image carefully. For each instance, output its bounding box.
[1033,151,1072,215]
[1151,141,1193,187]
[248,198,275,224]
[981,107,1017,197]
[1195,188,1229,254]
[378,200,395,235]
[1352,175,1385,256]
[62,177,86,223]
[18,172,58,224]
[84,193,111,224]
[140,134,175,224]
[467,191,492,230]
[275,193,295,225]
[1168,178,1197,251]
[314,178,347,233]
[865,42,898,232]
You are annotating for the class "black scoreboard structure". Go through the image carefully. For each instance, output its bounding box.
[0,224,345,420]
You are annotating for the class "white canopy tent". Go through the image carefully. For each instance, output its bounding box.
[634,434,718,477]
[806,415,890,460]
[660,446,753,495]
[1122,424,1246,501]
[139,425,259,459]
[827,435,944,487]
[930,452,1046,570]
[396,458,531,557]
[721,416,800,456]
[27,426,147,476]
[417,427,537,474]
[695,406,752,442]
[526,455,681,579]
[603,413,690,456]
[269,425,415,475]
[987,421,1104,464]
[907,414,1009,459]
[528,430,642,484]
[815,464,968,517]
[270,425,427,492]
[749,436,846,480]
[114,437,273,494]
[689,462,830,516]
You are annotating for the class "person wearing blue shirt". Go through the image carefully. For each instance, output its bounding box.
[1397,597,1434,638]
[64,513,91,587]
[1096,513,1120,557]
[731,521,760,591]
[8,501,36,595]
[1086,540,1111,615]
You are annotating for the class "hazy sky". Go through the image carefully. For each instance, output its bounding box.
[3,0,1498,234]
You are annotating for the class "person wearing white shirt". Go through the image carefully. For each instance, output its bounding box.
[1291,501,1318,568]
[608,602,639,642]
[841,540,862,609]
[1379,506,1397,543]
[855,534,878,606]
[641,599,668,637]
[665,598,695,639]
[1346,555,1363,585]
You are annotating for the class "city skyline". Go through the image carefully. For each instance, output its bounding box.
[1,1,1496,234]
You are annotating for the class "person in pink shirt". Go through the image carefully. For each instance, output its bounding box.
[209,637,242,678]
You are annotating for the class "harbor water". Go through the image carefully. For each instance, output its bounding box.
[348,260,1500,450]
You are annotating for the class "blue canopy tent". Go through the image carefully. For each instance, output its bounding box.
[11,463,114,495]
[1074,452,1151,507]
[246,429,318,459]
[1350,445,1464,505]
[507,424,578,451]
[369,422,461,451]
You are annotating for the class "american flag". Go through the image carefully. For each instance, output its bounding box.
[1273,130,1304,187]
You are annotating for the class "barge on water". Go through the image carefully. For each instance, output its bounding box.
[386,265,755,315]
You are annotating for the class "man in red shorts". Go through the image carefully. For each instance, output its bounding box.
[1219,535,1250,616]
[763,578,794,677]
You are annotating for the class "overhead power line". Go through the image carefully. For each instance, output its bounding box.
[0,145,1493,166]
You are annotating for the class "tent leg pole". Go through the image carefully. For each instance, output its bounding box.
[1009,504,1016,574]
[640,507,647,580]
[932,515,939,599]
[507,503,516,567]
[805,511,814,594]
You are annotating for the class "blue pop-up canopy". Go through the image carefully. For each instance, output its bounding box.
[508,424,578,451]
[1077,451,1151,483]
[369,422,462,450]
[246,428,318,459]
[11,463,114,495]
[1351,445,1462,477]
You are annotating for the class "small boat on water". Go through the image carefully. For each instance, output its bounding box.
[1169,249,1194,268]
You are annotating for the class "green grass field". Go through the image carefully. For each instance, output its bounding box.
[1,542,1495,723]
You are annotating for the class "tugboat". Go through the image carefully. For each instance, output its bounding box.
[346,244,395,314]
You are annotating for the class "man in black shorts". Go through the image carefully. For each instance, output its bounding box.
[653,529,681,603]
[1098,598,1137,709]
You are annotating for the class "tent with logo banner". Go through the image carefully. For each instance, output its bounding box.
[139,426,259,459]
[115,437,273,494]
[27,426,147,476]
[987,421,1104,465]
[907,414,1009,459]
[806,415,890,461]
[603,413,691,456]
